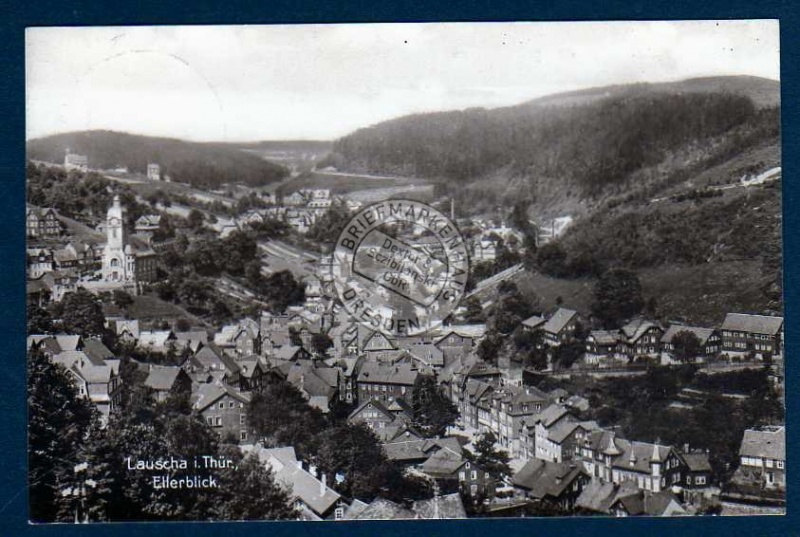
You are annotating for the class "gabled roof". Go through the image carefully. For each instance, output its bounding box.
[192,383,250,412]
[82,338,114,366]
[739,426,785,460]
[612,441,672,474]
[357,362,418,386]
[412,493,467,519]
[274,345,306,361]
[55,334,82,352]
[543,308,578,335]
[575,479,620,513]
[352,498,416,520]
[661,325,717,345]
[434,324,486,345]
[512,458,586,499]
[681,452,713,472]
[349,399,394,422]
[139,330,175,349]
[721,313,783,336]
[144,365,184,391]
[620,319,661,343]
[419,446,468,477]
[404,344,444,367]
[242,445,340,517]
[588,330,621,346]
[532,404,573,429]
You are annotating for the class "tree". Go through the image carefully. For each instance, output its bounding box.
[59,289,108,338]
[313,423,397,501]
[112,289,134,309]
[411,375,459,437]
[214,447,296,520]
[672,330,702,363]
[261,270,305,313]
[536,243,568,277]
[187,208,205,229]
[28,350,98,522]
[463,296,485,323]
[469,431,511,481]
[28,305,55,334]
[590,268,644,328]
[310,333,333,357]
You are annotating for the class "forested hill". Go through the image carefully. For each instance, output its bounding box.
[326,76,779,198]
[26,130,289,189]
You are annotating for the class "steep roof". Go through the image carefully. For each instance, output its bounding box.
[739,426,785,460]
[532,404,573,429]
[612,441,672,474]
[192,383,250,412]
[543,308,578,335]
[681,452,713,472]
[589,330,620,346]
[81,338,114,365]
[412,493,467,519]
[522,315,546,329]
[512,458,586,499]
[143,365,183,391]
[620,319,661,343]
[661,325,717,345]
[353,498,416,520]
[721,313,783,336]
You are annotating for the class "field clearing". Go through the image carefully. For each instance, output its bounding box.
[511,269,596,315]
[281,171,433,195]
[126,295,205,326]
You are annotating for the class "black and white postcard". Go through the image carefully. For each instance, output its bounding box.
[25,21,784,522]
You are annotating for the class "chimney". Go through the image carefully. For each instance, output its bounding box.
[684,443,690,454]
[320,473,327,496]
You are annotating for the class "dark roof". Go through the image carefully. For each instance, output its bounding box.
[721,313,783,335]
[357,362,418,386]
[512,459,586,499]
[681,452,713,472]
[82,338,114,366]
[348,398,394,422]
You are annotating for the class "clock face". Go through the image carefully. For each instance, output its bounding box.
[109,217,120,226]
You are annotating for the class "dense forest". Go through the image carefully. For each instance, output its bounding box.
[26,130,289,189]
[329,92,755,193]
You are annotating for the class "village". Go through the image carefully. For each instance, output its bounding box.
[25,150,786,521]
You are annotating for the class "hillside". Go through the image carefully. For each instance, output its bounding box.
[26,130,289,189]
[326,76,779,216]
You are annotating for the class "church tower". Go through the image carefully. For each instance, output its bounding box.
[103,195,135,282]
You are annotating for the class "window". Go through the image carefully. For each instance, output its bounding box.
[777,460,785,469]
[240,431,247,440]
[206,417,213,426]
[696,476,706,485]
[229,402,235,408]
[471,471,478,480]
[218,402,225,409]
[215,417,222,426]
[240,415,246,425]
[334,507,344,521]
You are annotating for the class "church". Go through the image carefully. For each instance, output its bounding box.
[101,195,158,286]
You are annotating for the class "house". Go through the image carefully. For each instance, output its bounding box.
[720,313,784,358]
[680,449,713,489]
[143,365,192,403]
[526,404,577,462]
[134,214,162,235]
[147,163,161,181]
[610,440,685,493]
[272,345,312,363]
[193,383,252,442]
[356,362,419,405]
[661,325,721,361]
[608,489,687,517]
[188,343,239,376]
[619,319,663,360]
[512,459,590,511]
[64,152,88,171]
[347,498,416,520]
[348,399,396,431]
[585,330,623,365]
[27,248,54,279]
[522,314,546,332]
[282,362,339,412]
[224,355,269,392]
[50,349,122,425]
[138,330,177,353]
[27,206,63,238]
[283,191,307,206]
[242,445,342,520]
[541,308,581,347]
[420,448,495,498]
[173,330,208,354]
[735,425,785,490]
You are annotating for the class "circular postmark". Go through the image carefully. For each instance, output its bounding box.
[331,199,469,337]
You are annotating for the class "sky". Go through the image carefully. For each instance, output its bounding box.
[26,20,780,143]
